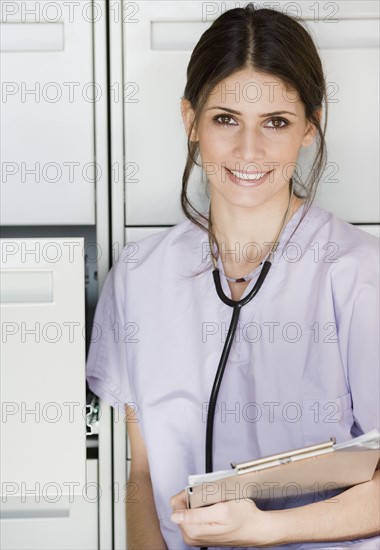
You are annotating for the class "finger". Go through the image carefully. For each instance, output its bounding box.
[171,502,227,526]
[182,521,228,543]
[170,489,188,511]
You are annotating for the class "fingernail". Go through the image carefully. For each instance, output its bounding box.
[170,512,184,524]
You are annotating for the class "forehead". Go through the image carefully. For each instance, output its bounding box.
[205,68,302,113]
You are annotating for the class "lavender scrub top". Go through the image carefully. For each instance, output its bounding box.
[86,203,380,550]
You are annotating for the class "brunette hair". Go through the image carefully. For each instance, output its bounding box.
[180,3,328,268]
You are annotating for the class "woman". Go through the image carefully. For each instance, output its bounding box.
[86,4,379,549]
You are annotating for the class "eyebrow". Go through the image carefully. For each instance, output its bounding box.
[205,106,297,117]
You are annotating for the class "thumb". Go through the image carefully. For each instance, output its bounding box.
[170,489,188,511]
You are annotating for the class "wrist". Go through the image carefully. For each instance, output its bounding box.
[249,509,290,547]
[243,507,290,548]
[263,509,295,546]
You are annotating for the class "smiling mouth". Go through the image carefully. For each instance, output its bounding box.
[227,168,270,181]
[225,167,273,186]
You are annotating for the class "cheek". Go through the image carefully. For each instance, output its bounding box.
[199,139,227,164]
[268,140,302,164]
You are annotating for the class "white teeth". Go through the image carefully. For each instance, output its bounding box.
[229,170,267,180]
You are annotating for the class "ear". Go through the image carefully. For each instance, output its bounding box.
[301,108,322,147]
[181,97,199,142]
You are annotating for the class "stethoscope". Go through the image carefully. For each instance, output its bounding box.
[200,183,295,550]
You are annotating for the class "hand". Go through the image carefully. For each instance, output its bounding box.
[169,489,272,547]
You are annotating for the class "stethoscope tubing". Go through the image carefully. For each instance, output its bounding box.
[206,261,272,473]
[205,302,240,473]
[201,261,272,550]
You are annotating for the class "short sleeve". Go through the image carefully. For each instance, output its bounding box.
[86,263,134,413]
[346,277,380,435]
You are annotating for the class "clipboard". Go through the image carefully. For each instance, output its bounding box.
[186,429,380,509]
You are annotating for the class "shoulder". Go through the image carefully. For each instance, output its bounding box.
[305,204,379,263]
[305,205,379,298]
[124,217,200,256]
[112,217,208,283]
[305,204,377,243]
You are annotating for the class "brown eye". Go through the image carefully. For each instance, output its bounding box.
[213,115,237,127]
[266,117,289,130]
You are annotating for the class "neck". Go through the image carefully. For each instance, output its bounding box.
[210,190,305,271]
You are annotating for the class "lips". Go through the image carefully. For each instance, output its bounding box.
[225,167,273,187]
[230,170,267,180]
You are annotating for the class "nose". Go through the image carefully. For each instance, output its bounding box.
[233,126,265,168]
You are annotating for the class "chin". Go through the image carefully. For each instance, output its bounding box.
[225,195,269,209]
[210,178,289,208]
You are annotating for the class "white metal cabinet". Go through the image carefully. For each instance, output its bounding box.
[0,1,96,225]
[123,2,207,226]
[0,238,91,547]
[300,18,379,222]
[0,460,98,550]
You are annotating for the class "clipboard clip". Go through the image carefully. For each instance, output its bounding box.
[232,437,336,474]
